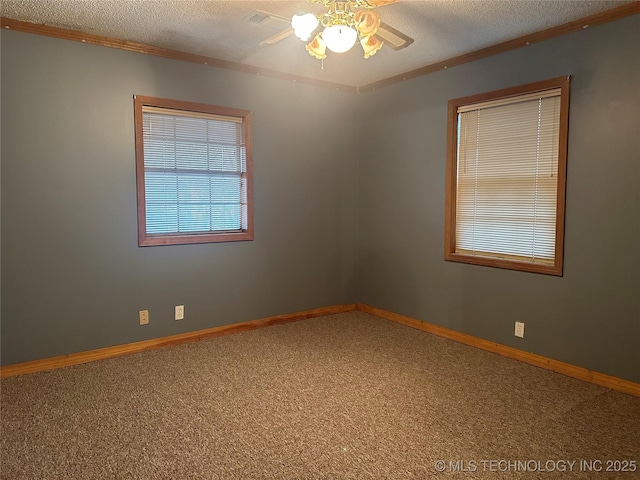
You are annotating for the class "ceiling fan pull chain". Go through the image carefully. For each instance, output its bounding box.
[321,58,325,70]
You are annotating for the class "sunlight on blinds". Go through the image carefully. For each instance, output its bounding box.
[455,91,561,264]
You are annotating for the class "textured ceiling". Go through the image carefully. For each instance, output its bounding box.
[1,0,635,87]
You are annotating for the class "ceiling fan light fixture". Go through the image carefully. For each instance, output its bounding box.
[306,33,327,59]
[292,13,319,41]
[288,0,410,63]
[360,35,383,58]
[322,24,358,53]
[354,9,381,37]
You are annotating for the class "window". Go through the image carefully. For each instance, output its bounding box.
[134,96,253,246]
[444,77,570,275]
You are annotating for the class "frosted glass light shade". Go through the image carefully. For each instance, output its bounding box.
[322,25,357,53]
[292,13,319,41]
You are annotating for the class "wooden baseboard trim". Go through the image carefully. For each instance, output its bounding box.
[5,302,637,397]
[357,303,640,397]
[0,304,357,378]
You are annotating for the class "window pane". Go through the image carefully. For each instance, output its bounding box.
[455,95,560,263]
[142,108,245,235]
[445,77,568,275]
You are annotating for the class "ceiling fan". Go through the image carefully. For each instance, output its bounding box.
[249,0,413,60]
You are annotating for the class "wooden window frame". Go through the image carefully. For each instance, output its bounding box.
[444,76,570,275]
[134,96,253,246]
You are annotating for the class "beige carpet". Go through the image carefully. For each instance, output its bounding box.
[2,311,639,479]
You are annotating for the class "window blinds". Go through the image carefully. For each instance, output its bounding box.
[455,90,561,264]
[142,107,247,235]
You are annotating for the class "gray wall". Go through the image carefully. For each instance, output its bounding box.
[2,15,639,384]
[1,31,358,365]
[356,15,640,383]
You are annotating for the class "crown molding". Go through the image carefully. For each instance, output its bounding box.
[2,2,639,93]
[358,2,640,93]
[0,17,358,94]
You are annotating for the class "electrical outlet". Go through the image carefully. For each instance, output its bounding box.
[175,305,184,321]
[139,310,149,326]
[515,321,525,338]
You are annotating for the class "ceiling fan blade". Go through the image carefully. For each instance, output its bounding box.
[260,28,294,46]
[377,22,414,51]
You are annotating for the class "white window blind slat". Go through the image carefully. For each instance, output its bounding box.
[457,88,562,113]
[142,105,243,124]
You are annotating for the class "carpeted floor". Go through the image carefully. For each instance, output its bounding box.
[1,311,639,479]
